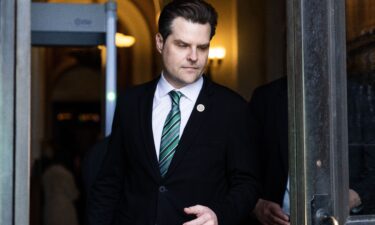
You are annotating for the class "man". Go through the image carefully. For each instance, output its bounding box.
[87,1,260,225]
[248,77,289,225]
[248,76,375,225]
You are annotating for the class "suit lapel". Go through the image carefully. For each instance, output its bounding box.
[164,77,214,178]
[139,78,161,180]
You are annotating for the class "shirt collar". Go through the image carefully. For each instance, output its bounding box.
[157,72,203,102]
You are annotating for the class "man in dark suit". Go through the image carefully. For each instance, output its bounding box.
[87,1,260,225]
[248,76,375,225]
[248,77,289,225]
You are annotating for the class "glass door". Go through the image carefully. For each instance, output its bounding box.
[288,0,375,224]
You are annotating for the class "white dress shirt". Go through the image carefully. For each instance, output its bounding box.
[152,74,203,160]
[282,176,290,215]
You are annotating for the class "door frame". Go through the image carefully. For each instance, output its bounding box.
[287,0,375,224]
[0,0,31,225]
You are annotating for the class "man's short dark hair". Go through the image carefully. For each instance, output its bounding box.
[158,0,218,41]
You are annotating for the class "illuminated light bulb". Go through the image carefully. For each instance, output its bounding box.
[116,33,136,47]
[209,47,226,60]
[107,92,116,101]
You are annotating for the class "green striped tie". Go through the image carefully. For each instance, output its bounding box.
[159,91,183,177]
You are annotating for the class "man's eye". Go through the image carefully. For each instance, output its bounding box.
[176,43,187,48]
[198,46,209,50]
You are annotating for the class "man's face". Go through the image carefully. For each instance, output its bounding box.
[156,17,211,89]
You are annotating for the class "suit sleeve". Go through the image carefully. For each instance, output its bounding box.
[350,148,375,213]
[87,94,126,225]
[211,99,261,225]
[347,81,375,213]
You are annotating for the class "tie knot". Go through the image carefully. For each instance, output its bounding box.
[169,91,182,106]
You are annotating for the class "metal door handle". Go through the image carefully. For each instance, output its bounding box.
[316,209,339,225]
[323,216,339,225]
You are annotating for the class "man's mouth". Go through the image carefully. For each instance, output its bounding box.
[182,67,199,70]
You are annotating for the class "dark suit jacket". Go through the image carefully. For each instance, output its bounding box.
[87,76,260,225]
[247,77,288,224]
[82,137,109,194]
[82,137,109,225]
[347,78,375,214]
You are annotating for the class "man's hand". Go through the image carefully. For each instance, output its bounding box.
[183,205,218,225]
[349,189,362,210]
[253,199,290,225]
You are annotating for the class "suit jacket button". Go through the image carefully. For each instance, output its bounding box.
[159,186,167,193]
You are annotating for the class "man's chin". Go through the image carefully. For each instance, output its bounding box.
[181,75,201,85]
[166,72,202,88]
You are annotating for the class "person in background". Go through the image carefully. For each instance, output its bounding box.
[248,76,375,225]
[43,147,80,225]
[248,77,289,225]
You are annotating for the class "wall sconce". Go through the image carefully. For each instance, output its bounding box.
[208,47,226,66]
[115,32,136,47]
[98,32,136,49]
[207,47,226,78]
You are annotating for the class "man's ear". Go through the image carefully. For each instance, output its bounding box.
[156,33,164,54]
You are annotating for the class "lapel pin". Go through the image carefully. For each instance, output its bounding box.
[197,104,205,112]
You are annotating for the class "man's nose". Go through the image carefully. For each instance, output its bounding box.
[187,48,198,62]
